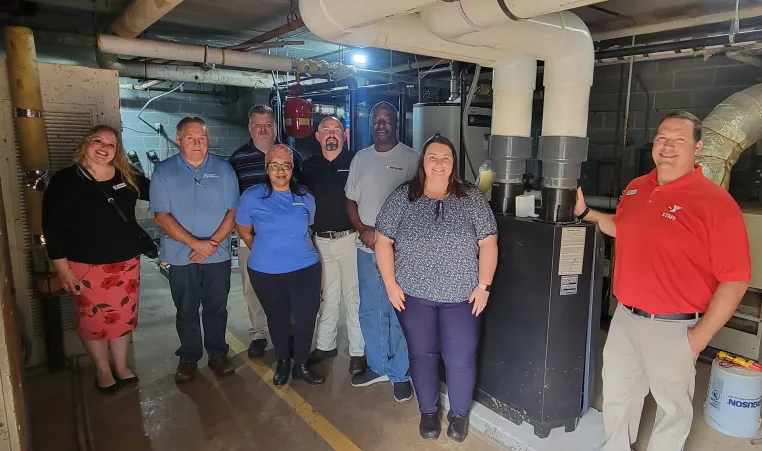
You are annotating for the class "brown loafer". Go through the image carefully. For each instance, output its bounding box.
[208,354,235,377]
[175,362,198,384]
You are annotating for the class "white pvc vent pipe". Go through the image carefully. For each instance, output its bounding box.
[491,56,536,137]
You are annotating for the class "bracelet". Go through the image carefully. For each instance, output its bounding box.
[577,207,590,220]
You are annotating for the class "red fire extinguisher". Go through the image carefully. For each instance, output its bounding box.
[283,97,313,138]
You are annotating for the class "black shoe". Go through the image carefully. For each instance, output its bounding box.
[419,413,440,440]
[393,381,414,402]
[116,374,139,386]
[447,415,469,442]
[208,354,235,377]
[348,356,367,375]
[308,348,338,365]
[175,362,197,384]
[292,363,325,385]
[247,339,267,358]
[94,378,118,395]
[351,369,389,387]
[273,359,291,386]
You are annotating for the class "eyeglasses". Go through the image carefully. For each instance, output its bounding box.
[267,163,293,172]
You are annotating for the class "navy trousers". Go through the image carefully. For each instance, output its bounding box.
[168,261,231,363]
[397,295,480,416]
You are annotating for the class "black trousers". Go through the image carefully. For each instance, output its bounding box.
[168,261,231,363]
[249,262,321,364]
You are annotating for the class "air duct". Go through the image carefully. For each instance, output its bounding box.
[696,83,762,189]
[97,35,356,79]
[111,0,184,38]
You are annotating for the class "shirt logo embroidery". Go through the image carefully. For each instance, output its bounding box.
[662,205,681,221]
[337,169,350,172]
[203,173,219,178]
[626,189,637,196]
[293,202,306,206]
[387,166,403,171]
[113,182,127,190]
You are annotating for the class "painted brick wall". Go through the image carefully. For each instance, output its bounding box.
[583,55,762,194]
[119,78,270,173]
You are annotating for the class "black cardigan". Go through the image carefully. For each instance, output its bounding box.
[41,165,150,264]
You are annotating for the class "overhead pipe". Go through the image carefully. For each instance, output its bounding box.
[98,53,283,88]
[593,5,762,42]
[97,34,356,79]
[226,18,306,50]
[111,0,184,38]
[596,29,762,60]
[419,3,593,221]
[696,83,762,189]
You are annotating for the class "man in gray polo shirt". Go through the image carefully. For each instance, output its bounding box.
[149,117,239,384]
[346,101,419,402]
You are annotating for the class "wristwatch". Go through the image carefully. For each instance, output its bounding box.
[478,283,491,292]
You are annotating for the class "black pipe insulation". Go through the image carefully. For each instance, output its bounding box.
[595,29,762,60]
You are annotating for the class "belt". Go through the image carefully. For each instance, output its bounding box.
[622,304,703,321]
[314,229,355,240]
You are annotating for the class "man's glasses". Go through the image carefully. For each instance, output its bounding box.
[267,163,294,172]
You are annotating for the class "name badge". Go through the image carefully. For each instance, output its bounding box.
[113,182,127,190]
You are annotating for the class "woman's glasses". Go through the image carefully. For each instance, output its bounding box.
[267,163,294,172]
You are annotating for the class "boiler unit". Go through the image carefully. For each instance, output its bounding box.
[413,102,491,182]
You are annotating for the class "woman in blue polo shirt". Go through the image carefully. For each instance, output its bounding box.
[235,144,324,386]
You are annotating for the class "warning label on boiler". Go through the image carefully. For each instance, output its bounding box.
[558,227,586,276]
[560,275,579,296]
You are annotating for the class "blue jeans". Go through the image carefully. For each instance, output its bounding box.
[357,249,410,383]
[168,261,231,363]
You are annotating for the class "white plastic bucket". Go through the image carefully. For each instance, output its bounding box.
[704,358,762,438]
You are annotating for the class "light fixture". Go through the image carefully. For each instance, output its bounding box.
[352,53,367,64]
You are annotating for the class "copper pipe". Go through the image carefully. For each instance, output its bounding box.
[226,18,305,50]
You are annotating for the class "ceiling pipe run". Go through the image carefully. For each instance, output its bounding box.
[111,0,184,38]
[98,53,285,88]
[593,5,762,42]
[97,35,356,79]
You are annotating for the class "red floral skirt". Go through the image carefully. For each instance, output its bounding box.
[69,258,140,341]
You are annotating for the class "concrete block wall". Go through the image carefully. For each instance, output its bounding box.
[119,78,270,173]
[584,55,762,194]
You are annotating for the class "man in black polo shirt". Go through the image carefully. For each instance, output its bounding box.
[302,116,366,375]
[229,104,303,358]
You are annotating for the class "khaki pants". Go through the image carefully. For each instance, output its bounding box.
[313,232,364,357]
[602,304,699,451]
[238,242,269,340]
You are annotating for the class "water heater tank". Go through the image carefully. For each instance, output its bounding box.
[413,102,491,182]
[283,98,313,138]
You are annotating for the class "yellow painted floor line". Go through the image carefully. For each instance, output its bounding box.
[226,331,362,451]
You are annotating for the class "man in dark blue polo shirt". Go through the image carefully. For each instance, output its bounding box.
[301,117,366,376]
[150,117,239,384]
[228,105,304,358]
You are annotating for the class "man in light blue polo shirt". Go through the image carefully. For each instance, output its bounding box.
[149,117,239,384]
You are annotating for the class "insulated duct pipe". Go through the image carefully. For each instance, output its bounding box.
[111,0,184,38]
[696,83,762,189]
[98,53,282,88]
[489,56,536,215]
[97,35,356,79]
[420,4,593,221]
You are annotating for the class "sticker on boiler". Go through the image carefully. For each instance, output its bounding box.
[560,275,579,296]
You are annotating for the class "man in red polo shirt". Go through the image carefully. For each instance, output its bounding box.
[575,110,751,451]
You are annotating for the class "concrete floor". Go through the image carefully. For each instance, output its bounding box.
[25,259,762,450]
